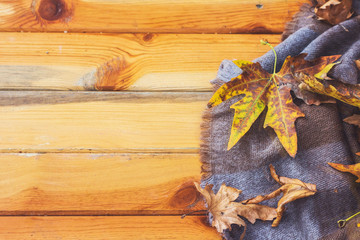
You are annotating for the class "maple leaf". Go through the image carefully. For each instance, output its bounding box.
[315,0,353,25]
[244,165,317,227]
[328,162,360,183]
[208,53,340,157]
[194,182,276,238]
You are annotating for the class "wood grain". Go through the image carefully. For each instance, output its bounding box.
[0,216,220,239]
[0,91,210,152]
[1,0,307,34]
[0,0,305,238]
[0,32,280,91]
[0,153,204,213]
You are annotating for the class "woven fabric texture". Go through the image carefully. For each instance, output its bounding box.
[201,3,360,239]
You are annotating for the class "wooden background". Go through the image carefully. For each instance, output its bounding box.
[0,0,306,239]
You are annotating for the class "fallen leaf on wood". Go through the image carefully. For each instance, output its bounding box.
[194,182,276,239]
[315,0,353,25]
[208,53,340,157]
[243,165,317,227]
[328,162,360,183]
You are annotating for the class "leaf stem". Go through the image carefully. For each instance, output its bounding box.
[260,39,278,76]
[337,211,360,228]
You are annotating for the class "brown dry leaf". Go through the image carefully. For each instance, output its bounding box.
[194,182,276,238]
[315,0,353,25]
[244,165,317,227]
[328,162,360,182]
[344,114,360,127]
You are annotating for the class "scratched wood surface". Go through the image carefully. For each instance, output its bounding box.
[0,33,280,91]
[0,0,302,238]
[0,216,220,239]
[1,0,306,34]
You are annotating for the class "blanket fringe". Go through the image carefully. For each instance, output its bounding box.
[199,107,213,181]
[199,79,225,181]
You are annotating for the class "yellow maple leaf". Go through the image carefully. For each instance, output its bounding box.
[208,52,340,157]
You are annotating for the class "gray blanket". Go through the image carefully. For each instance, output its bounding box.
[201,2,360,239]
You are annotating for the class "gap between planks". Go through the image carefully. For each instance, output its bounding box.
[0,210,206,217]
[0,148,200,154]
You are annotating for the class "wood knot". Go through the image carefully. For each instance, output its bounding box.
[38,0,64,21]
[95,57,133,91]
[33,0,73,23]
[142,33,155,42]
[169,182,201,209]
[249,26,272,34]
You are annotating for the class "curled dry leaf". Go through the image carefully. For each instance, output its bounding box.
[301,75,360,108]
[208,53,340,157]
[244,165,317,227]
[328,162,360,183]
[194,182,276,238]
[315,0,353,25]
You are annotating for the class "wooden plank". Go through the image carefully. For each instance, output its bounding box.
[0,33,281,91]
[0,153,204,213]
[0,91,210,152]
[1,0,306,34]
[0,216,220,239]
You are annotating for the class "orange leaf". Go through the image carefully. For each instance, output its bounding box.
[328,162,360,183]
